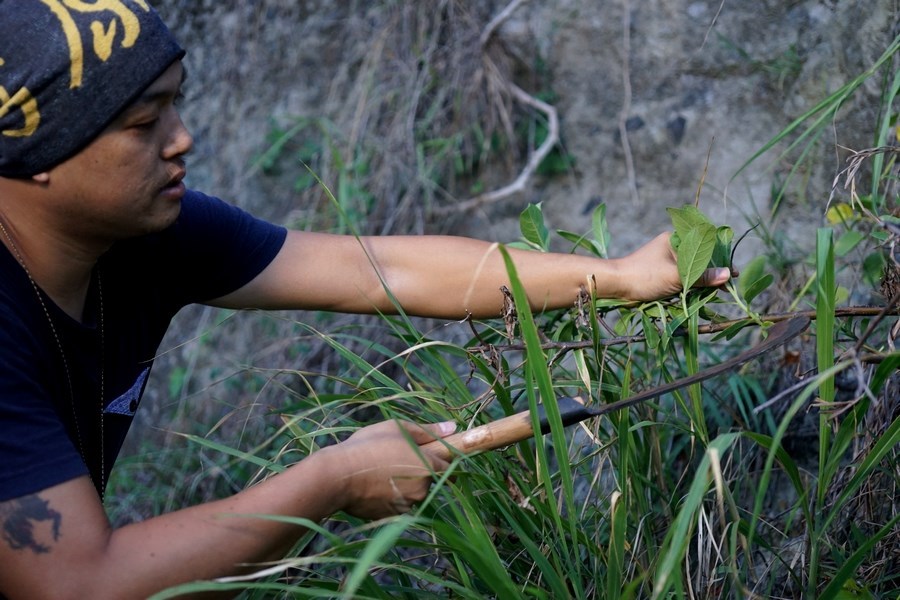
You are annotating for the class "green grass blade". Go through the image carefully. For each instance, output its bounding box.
[818,512,900,600]
[871,58,900,203]
[499,244,583,594]
[730,34,900,190]
[340,517,415,599]
[816,228,836,410]
[821,412,900,534]
[606,491,627,599]
[812,227,836,593]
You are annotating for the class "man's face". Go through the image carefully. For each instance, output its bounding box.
[44,60,193,242]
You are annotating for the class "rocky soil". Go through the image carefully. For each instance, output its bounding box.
[155,0,897,251]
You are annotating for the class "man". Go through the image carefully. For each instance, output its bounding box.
[0,2,730,598]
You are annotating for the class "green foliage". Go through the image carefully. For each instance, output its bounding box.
[148,183,896,597]
[134,34,900,600]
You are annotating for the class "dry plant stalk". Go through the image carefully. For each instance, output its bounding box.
[438,0,560,215]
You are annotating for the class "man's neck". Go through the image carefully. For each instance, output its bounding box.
[0,202,100,322]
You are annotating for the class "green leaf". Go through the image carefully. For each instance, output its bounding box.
[744,432,809,516]
[826,202,855,224]
[738,256,766,296]
[557,230,604,257]
[652,433,740,599]
[711,319,752,341]
[816,228,836,408]
[744,274,774,305]
[669,230,682,251]
[519,203,550,250]
[871,352,900,394]
[862,251,886,286]
[834,230,865,257]
[667,205,714,238]
[675,223,717,289]
[711,225,734,267]
[641,312,660,349]
[341,517,414,598]
[592,202,610,258]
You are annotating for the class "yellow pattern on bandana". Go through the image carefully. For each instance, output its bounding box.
[39,0,151,89]
[0,59,40,138]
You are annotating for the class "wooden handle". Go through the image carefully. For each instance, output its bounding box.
[422,397,592,460]
[422,411,536,461]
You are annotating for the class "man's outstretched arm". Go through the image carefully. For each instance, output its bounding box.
[213,231,731,317]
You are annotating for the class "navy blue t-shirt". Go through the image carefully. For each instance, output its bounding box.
[0,190,287,501]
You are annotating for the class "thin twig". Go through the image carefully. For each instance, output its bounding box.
[444,83,560,214]
[479,0,526,48]
[437,0,561,216]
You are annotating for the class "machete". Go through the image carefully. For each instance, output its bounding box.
[423,316,810,460]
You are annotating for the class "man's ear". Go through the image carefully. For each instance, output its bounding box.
[31,172,50,184]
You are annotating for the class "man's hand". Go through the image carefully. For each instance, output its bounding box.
[323,420,455,520]
[611,232,732,302]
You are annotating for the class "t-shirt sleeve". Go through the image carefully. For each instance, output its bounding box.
[0,310,87,501]
[160,189,288,304]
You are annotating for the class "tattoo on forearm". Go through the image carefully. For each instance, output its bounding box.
[0,495,62,554]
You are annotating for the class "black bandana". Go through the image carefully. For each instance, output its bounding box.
[0,0,184,177]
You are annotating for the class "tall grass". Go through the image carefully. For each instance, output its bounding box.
[150,200,896,599]
[132,31,900,600]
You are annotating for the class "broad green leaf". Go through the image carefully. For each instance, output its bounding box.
[738,256,766,294]
[667,205,714,238]
[834,230,865,257]
[669,230,682,251]
[675,223,717,289]
[743,273,774,305]
[505,241,535,250]
[519,203,549,250]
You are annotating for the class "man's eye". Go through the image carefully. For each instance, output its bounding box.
[133,117,159,130]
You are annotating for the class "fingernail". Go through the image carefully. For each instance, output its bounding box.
[439,421,456,435]
[716,268,731,280]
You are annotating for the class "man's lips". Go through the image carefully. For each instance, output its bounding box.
[162,168,186,192]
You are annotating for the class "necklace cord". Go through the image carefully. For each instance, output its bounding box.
[0,217,106,501]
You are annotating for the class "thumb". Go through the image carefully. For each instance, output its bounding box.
[693,267,732,289]
[402,420,457,445]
